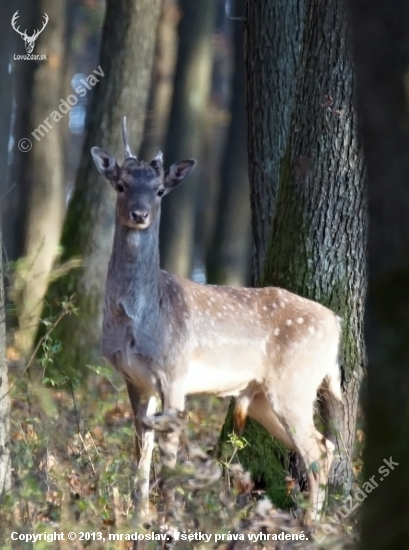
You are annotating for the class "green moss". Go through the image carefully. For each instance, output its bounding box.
[218,401,292,510]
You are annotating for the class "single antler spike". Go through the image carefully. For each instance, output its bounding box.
[122,116,137,160]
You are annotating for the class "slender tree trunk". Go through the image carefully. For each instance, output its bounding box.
[0,0,15,207]
[0,0,13,498]
[13,0,66,354]
[5,0,37,262]
[0,217,10,497]
[160,0,216,278]
[346,2,409,549]
[246,0,304,284]
[139,0,179,161]
[206,0,250,287]
[44,0,162,374]
[217,0,304,506]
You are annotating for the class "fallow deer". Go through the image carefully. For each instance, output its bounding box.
[91,117,342,522]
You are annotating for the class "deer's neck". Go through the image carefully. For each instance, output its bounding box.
[107,219,161,321]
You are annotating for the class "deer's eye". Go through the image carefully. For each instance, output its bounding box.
[157,187,165,197]
[116,183,125,193]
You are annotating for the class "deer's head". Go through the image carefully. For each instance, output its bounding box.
[91,118,196,231]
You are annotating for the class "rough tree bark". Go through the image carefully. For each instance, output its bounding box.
[218,0,305,507]
[43,0,162,374]
[206,0,251,287]
[139,0,179,161]
[246,0,304,284]
[346,2,409,549]
[14,0,66,354]
[160,0,216,278]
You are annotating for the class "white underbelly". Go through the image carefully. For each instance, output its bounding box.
[184,344,266,396]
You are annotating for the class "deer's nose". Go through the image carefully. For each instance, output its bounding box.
[130,210,149,225]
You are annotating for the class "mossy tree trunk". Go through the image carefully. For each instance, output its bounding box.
[218,0,305,507]
[42,0,162,375]
[221,0,366,505]
[159,0,217,278]
[206,0,251,287]
[347,2,409,548]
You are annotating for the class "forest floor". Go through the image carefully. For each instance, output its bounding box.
[1,344,358,550]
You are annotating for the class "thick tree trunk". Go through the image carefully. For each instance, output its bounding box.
[14,0,66,354]
[221,0,366,506]
[44,0,162,374]
[206,0,251,287]
[262,0,366,492]
[139,0,179,161]
[246,0,304,284]
[218,0,304,506]
[346,2,409,549]
[160,0,216,278]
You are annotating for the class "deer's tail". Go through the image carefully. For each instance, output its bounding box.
[233,394,251,435]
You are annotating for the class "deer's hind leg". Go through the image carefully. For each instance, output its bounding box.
[277,404,334,523]
[247,393,296,451]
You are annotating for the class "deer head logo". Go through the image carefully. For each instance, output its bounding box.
[11,11,49,54]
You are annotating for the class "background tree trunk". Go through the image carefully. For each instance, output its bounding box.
[347,2,409,548]
[160,0,216,278]
[0,0,13,496]
[206,0,251,287]
[5,0,37,263]
[0,217,10,497]
[0,0,15,217]
[139,0,179,161]
[14,0,67,354]
[43,0,162,375]
[246,0,304,284]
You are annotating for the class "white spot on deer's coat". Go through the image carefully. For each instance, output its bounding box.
[263,306,268,311]
[274,328,280,336]
[286,320,293,326]
[308,326,315,334]
[297,317,304,324]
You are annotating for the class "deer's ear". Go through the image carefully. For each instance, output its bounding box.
[164,160,196,193]
[91,147,120,187]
